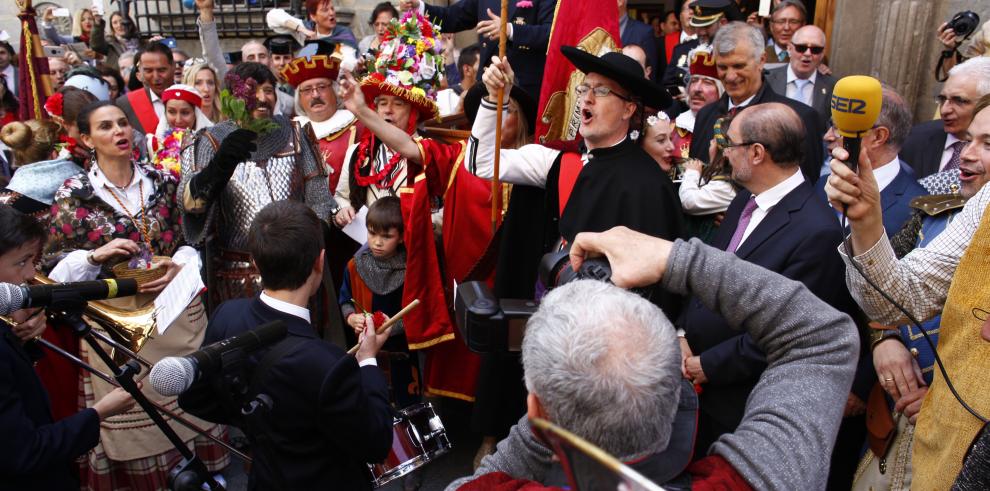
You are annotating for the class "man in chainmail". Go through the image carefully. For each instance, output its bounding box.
[179,62,339,334]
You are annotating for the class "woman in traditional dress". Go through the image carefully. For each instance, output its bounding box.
[45,101,228,490]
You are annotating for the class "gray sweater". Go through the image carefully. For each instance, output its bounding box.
[446,238,859,491]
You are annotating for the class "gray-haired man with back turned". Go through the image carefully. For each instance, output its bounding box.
[449,226,859,490]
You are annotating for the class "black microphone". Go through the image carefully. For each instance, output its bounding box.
[149,321,288,396]
[0,279,139,316]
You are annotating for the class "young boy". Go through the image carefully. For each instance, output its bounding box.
[0,205,135,490]
[338,196,418,407]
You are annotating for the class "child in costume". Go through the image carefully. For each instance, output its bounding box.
[338,196,418,408]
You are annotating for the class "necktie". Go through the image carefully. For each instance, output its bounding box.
[726,197,759,253]
[794,79,810,105]
[944,140,967,171]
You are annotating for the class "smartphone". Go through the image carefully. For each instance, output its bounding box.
[52,7,71,17]
[43,45,66,58]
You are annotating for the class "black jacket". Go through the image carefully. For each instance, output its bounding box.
[0,322,100,491]
[179,298,392,490]
[424,0,554,98]
[689,78,826,184]
[899,119,949,179]
[679,182,853,446]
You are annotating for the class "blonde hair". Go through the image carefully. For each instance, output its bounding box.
[0,120,62,166]
[72,8,94,39]
[505,97,531,150]
[182,62,224,122]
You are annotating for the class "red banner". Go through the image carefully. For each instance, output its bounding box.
[534,0,621,143]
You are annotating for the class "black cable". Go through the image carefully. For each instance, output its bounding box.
[840,207,987,424]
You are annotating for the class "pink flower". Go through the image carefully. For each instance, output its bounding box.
[61,223,73,234]
[51,205,59,217]
[75,207,89,219]
[115,223,125,233]
[515,0,533,7]
[161,230,174,243]
[159,206,170,218]
[87,230,102,243]
[129,232,140,242]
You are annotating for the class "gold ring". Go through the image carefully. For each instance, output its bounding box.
[884,376,894,382]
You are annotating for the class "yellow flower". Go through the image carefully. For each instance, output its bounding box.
[411,87,426,97]
[416,40,427,55]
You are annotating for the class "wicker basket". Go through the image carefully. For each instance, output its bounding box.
[111,255,170,286]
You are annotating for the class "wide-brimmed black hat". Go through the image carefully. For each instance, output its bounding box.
[463,83,538,133]
[560,45,672,110]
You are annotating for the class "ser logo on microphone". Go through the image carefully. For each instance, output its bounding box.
[830,94,867,115]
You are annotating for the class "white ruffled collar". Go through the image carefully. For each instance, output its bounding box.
[295,110,356,139]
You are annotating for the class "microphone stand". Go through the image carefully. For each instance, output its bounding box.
[45,291,225,491]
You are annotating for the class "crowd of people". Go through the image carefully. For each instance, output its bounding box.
[2,0,990,489]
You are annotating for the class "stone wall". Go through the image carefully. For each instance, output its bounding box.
[829,0,990,122]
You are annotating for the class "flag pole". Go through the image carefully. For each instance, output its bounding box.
[491,0,509,232]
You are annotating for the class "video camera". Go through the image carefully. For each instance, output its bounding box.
[454,249,615,353]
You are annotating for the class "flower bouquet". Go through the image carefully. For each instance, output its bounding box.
[362,11,445,112]
[219,73,280,134]
[153,128,186,179]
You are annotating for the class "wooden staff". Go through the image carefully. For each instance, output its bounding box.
[347,299,421,355]
[491,0,510,232]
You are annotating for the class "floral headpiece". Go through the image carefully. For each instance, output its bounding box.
[220,72,280,134]
[44,92,65,125]
[360,11,445,121]
[646,110,671,127]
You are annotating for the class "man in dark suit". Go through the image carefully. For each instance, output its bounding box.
[400,0,554,99]
[765,25,836,131]
[662,0,729,90]
[818,86,928,236]
[179,201,393,490]
[619,0,663,81]
[0,206,135,491]
[115,42,172,135]
[689,21,825,183]
[678,102,851,458]
[663,0,697,65]
[900,57,990,178]
[763,0,806,63]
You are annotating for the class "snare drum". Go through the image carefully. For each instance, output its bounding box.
[368,402,451,488]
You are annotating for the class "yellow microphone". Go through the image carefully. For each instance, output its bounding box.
[830,75,882,172]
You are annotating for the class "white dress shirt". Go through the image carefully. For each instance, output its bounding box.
[939,133,964,172]
[841,182,990,325]
[728,93,758,112]
[872,156,902,192]
[737,168,805,247]
[150,89,165,120]
[680,30,697,44]
[785,64,817,106]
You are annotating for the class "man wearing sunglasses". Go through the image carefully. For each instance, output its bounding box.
[765,25,835,131]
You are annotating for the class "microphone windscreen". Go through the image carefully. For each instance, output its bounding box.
[831,75,883,138]
[0,283,25,316]
[149,356,197,396]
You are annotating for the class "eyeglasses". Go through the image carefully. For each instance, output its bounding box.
[722,134,765,151]
[299,83,332,95]
[574,84,633,101]
[771,18,803,27]
[791,44,825,55]
[935,95,973,107]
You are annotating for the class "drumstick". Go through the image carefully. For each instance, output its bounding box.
[347,299,421,356]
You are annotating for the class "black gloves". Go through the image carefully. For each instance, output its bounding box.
[189,129,257,202]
